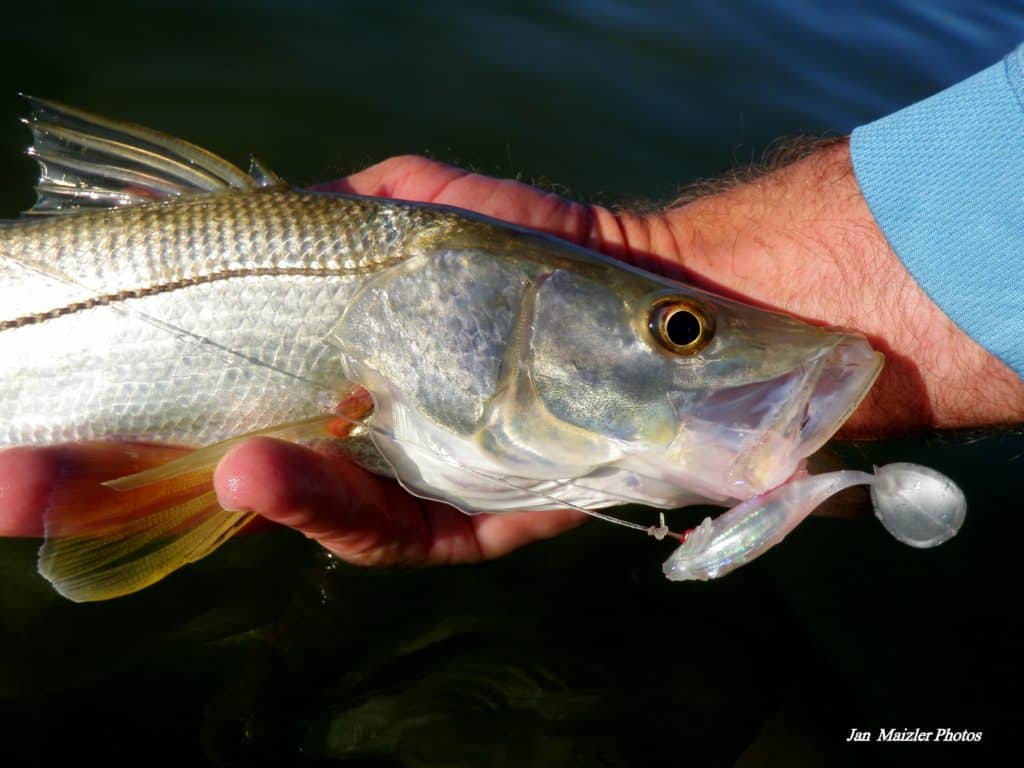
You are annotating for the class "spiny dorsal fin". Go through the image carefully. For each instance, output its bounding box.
[248,155,286,188]
[19,95,285,216]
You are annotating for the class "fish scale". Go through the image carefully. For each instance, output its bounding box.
[3,189,437,302]
[0,190,457,446]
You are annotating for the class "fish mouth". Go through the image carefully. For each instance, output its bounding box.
[791,334,883,460]
[653,333,883,502]
[720,333,883,494]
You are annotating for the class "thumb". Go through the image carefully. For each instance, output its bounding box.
[214,437,426,564]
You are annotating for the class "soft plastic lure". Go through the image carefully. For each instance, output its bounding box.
[663,462,967,581]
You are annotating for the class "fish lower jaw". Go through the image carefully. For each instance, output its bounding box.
[790,335,883,456]
[722,335,883,497]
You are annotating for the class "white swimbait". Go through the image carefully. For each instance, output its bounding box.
[664,462,967,581]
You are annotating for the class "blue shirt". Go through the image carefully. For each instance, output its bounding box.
[851,44,1024,379]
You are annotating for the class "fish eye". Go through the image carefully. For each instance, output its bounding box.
[649,298,714,354]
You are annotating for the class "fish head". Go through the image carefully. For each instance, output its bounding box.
[520,260,883,502]
[333,220,882,511]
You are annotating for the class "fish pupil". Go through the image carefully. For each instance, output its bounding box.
[666,310,701,346]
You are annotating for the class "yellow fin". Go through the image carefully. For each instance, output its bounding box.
[37,415,337,603]
[104,414,340,491]
[38,493,252,602]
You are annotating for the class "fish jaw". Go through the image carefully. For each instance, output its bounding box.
[662,332,883,500]
[734,333,882,493]
[790,334,883,457]
[700,335,884,499]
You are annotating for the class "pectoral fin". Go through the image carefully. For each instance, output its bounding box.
[38,415,341,603]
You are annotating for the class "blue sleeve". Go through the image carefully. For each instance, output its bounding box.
[850,45,1024,378]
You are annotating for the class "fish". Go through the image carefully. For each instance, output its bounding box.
[0,97,891,602]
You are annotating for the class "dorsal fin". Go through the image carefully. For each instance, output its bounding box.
[19,96,286,216]
[248,155,286,188]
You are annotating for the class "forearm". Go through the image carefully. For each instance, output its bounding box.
[629,140,1024,437]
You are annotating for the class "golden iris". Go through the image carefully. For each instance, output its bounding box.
[649,298,714,354]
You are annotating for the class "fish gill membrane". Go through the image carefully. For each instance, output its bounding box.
[0,97,968,601]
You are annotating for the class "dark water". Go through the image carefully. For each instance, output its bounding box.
[1,2,1023,765]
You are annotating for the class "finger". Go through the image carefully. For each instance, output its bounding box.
[318,155,467,199]
[0,447,55,536]
[0,442,191,537]
[316,155,594,243]
[213,437,430,565]
[212,438,585,567]
[469,508,587,561]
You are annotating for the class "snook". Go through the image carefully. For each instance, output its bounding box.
[0,99,882,601]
